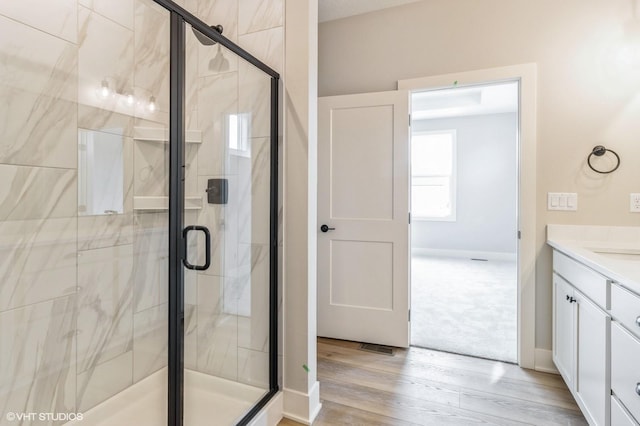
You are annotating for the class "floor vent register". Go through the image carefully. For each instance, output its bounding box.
[359,343,394,356]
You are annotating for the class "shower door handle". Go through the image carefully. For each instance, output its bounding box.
[182,225,211,271]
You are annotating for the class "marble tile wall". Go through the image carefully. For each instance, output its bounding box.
[0,2,79,422]
[0,0,283,423]
[76,245,134,412]
[0,0,171,422]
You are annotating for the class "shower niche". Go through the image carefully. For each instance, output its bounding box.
[132,126,204,212]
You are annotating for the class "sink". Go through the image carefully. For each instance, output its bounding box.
[589,248,640,261]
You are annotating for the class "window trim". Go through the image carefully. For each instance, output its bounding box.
[410,129,457,222]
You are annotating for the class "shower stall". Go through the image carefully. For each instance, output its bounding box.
[0,0,279,425]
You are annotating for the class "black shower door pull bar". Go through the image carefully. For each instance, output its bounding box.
[182,225,211,270]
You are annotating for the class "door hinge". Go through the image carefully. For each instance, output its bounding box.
[408,113,411,125]
[408,309,411,321]
[517,230,521,239]
[408,212,411,224]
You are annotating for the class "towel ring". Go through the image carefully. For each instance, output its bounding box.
[587,145,620,174]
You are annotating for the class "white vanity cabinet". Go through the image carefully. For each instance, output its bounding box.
[553,273,575,387]
[574,289,610,426]
[552,251,611,426]
[611,283,640,425]
[548,224,640,426]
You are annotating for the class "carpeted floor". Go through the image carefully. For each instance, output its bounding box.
[411,255,517,363]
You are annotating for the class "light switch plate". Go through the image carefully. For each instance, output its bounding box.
[548,192,578,211]
[631,193,640,213]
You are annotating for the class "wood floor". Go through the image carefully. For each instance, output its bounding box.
[279,338,586,426]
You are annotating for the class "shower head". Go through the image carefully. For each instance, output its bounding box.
[191,24,223,46]
[209,44,230,72]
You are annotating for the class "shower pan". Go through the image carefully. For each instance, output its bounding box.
[0,1,279,425]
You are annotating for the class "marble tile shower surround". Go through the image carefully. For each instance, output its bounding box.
[0,218,77,312]
[76,245,134,413]
[78,5,134,118]
[0,0,78,43]
[197,71,238,176]
[0,0,284,422]
[133,212,169,313]
[0,14,77,169]
[76,245,134,374]
[0,296,77,421]
[79,0,135,31]
[238,0,283,35]
[134,0,171,122]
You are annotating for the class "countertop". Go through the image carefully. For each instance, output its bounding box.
[547,225,640,295]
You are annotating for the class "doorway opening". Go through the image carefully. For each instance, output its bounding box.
[409,81,519,363]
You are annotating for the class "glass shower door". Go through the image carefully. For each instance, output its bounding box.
[181,22,275,426]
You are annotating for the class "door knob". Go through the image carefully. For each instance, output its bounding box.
[320,224,335,233]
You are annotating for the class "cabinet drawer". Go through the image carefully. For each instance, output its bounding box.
[612,283,640,340]
[553,251,608,309]
[612,396,640,426]
[612,322,640,423]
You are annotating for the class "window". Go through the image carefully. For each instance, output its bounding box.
[411,130,456,221]
[227,113,251,156]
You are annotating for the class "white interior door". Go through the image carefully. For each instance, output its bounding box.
[318,91,410,348]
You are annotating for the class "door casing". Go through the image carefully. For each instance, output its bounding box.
[398,63,538,369]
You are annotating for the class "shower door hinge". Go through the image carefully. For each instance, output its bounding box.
[408,212,411,224]
[518,230,522,239]
[408,114,411,125]
[408,309,411,321]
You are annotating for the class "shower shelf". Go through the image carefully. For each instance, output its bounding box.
[134,127,202,144]
[133,196,203,211]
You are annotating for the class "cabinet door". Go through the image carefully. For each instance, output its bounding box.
[575,291,610,426]
[553,274,575,388]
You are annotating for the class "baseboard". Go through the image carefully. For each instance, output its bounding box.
[534,348,559,374]
[282,382,322,425]
[248,391,283,426]
[412,248,517,262]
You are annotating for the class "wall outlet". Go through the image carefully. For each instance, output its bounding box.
[631,193,640,213]
[548,192,578,211]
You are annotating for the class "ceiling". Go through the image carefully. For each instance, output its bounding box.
[319,0,423,23]
[412,82,519,120]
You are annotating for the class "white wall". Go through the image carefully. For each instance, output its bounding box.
[318,0,640,351]
[282,0,321,422]
[412,113,517,255]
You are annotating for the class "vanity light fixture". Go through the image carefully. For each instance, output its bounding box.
[126,93,135,106]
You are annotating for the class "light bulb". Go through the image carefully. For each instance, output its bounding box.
[100,80,110,98]
[148,96,156,113]
[126,93,135,106]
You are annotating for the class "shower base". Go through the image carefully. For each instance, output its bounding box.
[65,368,266,426]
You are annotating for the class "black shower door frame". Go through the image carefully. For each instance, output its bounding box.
[152,1,280,425]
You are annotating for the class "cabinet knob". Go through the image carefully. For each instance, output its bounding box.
[636,383,640,396]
